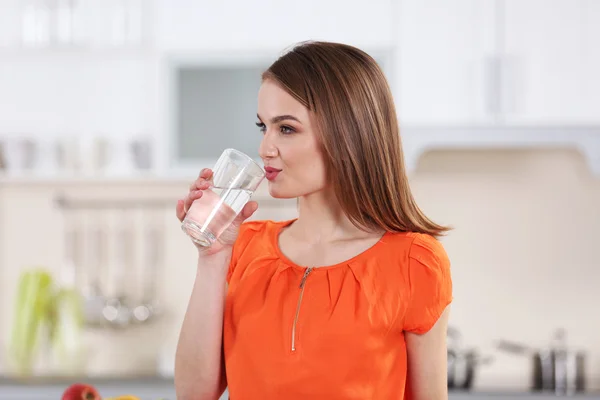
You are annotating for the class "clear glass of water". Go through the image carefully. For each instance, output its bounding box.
[181,148,265,247]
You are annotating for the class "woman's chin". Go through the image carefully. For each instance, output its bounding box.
[267,183,295,199]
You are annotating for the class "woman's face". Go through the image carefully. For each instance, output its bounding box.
[257,79,328,199]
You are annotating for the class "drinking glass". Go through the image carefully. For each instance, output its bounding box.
[181,149,265,247]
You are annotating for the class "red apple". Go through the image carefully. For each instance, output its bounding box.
[62,383,101,400]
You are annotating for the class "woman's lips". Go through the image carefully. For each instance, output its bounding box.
[264,166,281,181]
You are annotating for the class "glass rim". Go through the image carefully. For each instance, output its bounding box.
[224,148,265,178]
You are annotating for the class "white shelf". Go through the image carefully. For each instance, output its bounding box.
[402,125,600,176]
[2,129,599,184]
[0,172,182,186]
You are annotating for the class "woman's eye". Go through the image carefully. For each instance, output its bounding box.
[280,125,294,134]
[255,122,266,132]
[256,122,294,135]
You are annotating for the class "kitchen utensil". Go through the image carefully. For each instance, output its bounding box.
[496,339,556,391]
[551,329,586,395]
[83,225,109,326]
[62,208,85,291]
[496,329,586,394]
[130,136,153,170]
[55,194,171,330]
[447,326,494,390]
[132,219,162,323]
[448,348,494,390]
[105,137,136,176]
[103,212,134,327]
[33,137,61,176]
[3,137,36,174]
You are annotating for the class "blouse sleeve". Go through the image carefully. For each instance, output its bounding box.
[403,233,453,334]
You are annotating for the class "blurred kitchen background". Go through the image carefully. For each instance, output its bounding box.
[0,0,599,398]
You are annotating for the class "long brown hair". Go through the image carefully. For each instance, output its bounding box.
[262,41,450,238]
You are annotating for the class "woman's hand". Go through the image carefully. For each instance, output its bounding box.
[176,168,258,256]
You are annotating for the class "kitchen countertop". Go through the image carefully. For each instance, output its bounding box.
[1,376,599,400]
[0,376,179,400]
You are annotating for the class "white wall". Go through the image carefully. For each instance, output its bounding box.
[411,148,600,390]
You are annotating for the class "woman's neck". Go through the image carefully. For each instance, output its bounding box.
[290,189,379,243]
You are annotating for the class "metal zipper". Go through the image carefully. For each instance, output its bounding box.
[291,267,313,352]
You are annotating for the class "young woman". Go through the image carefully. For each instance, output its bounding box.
[174,41,453,400]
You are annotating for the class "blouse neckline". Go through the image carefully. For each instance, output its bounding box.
[271,219,393,271]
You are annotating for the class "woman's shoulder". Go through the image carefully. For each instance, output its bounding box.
[406,232,450,267]
[227,219,290,285]
[232,218,291,256]
[237,218,291,239]
[376,231,451,287]
[379,231,449,263]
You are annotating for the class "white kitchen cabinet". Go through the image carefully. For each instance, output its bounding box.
[397,0,600,177]
[582,0,600,124]
[155,0,395,52]
[396,0,496,126]
[398,0,600,126]
[0,51,158,135]
[502,0,600,125]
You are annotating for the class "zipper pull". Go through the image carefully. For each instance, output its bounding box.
[299,267,313,289]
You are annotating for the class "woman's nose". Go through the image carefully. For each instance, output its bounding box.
[259,133,278,159]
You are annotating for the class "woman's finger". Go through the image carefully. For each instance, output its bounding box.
[183,190,204,213]
[232,201,258,228]
[200,168,213,180]
[189,178,212,192]
[175,199,186,222]
[189,168,213,188]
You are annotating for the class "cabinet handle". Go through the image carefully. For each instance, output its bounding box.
[484,55,502,120]
[501,55,518,117]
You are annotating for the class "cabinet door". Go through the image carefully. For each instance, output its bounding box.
[396,0,496,126]
[581,0,600,123]
[156,0,394,51]
[502,0,599,124]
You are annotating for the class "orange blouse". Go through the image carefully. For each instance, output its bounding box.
[223,219,452,400]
